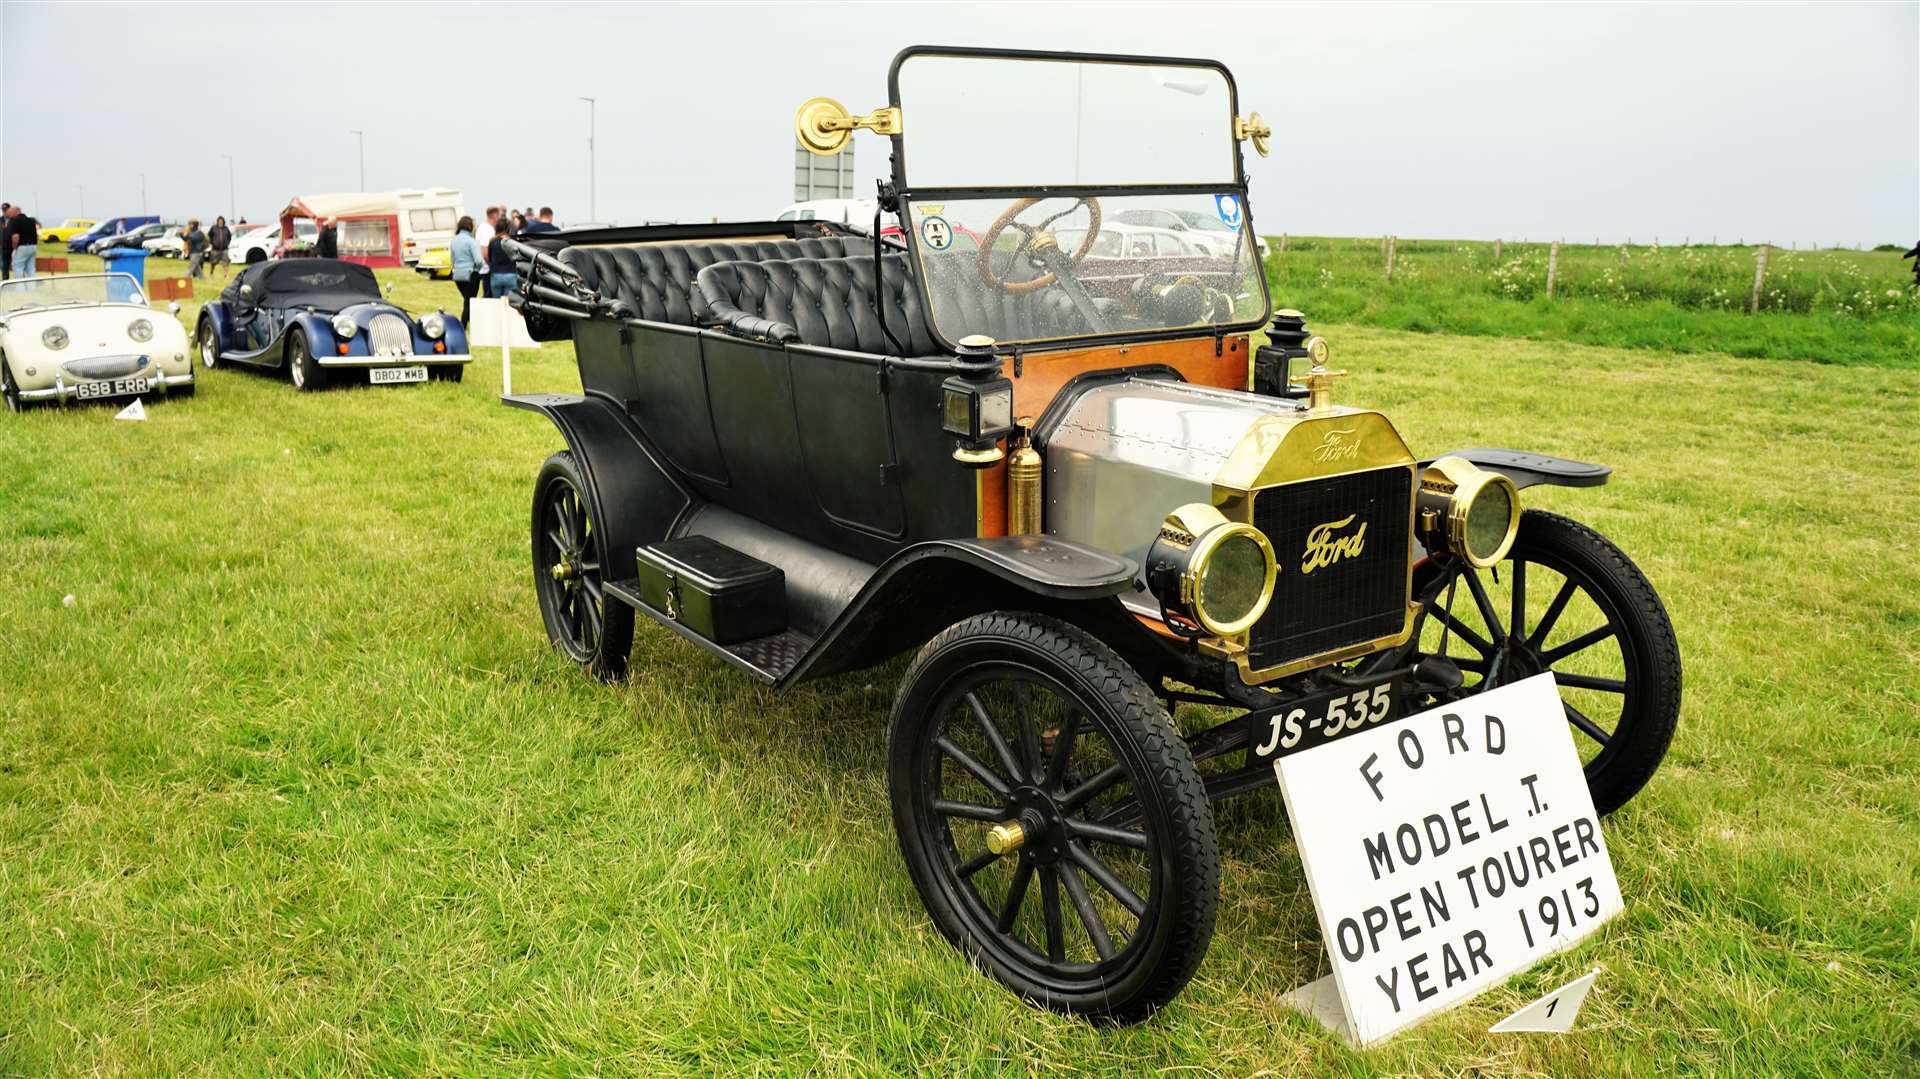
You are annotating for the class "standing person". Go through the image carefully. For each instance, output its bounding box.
[486,218,518,298]
[315,219,338,259]
[183,218,209,279]
[480,206,504,298]
[208,216,233,278]
[448,215,485,328]
[0,204,12,281]
[7,206,39,279]
[523,206,559,234]
[509,210,527,236]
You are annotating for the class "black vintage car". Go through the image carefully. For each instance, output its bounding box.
[196,258,471,390]
[502,47,1681,1022]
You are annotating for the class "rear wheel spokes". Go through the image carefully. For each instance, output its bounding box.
[1059,862,1117,961]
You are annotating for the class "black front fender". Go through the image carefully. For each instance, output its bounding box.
[1422,447,1610,489]
[781,535,1141,686]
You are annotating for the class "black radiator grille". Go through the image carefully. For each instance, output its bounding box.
[1248,467,1413,671]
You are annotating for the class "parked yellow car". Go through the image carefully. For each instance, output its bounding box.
[38,218,97,245]
[413,246,452,280]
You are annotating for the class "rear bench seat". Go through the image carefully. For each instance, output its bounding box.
[695,254,1119,355]
[558,236,863,325]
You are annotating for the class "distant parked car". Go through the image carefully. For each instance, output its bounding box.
[92,222,176,255]
[0,272,194,410]
[196,257,470,391]
[413,246,451,280]
[229,221,318,263]
[1112,207,1271,260]
[67,215,159,253]
[1055,222,1205,259]
[38,218,97,246]
[144,226,188,259]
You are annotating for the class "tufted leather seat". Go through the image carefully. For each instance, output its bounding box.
[695,255,940,355]
[696,253,1125,356]
[559,237,863,325]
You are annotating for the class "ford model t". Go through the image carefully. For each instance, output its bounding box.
[503,47,1680,1021]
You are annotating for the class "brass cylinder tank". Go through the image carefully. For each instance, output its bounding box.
[1007,419,1043,535]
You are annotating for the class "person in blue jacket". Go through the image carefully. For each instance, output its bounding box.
[449,216,485,327]
[486,217,518,299]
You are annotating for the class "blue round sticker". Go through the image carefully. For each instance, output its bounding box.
[920,215,954,251]
[1215,194,1242,228]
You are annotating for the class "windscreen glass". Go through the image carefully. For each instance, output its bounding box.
[894,54,1236,187]
[905,192,1267,346]
[0,273,144,311]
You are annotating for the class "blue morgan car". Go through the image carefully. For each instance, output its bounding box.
[195,258,470,390]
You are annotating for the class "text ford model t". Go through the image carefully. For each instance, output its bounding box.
[503,47,1681,1021]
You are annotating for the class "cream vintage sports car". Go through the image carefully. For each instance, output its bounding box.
[0,273,194,410]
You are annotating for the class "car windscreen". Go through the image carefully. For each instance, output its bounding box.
[890,51,1265,347]
[0,273,143,312]
[904,192,1265,348]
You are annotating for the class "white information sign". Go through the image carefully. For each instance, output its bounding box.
[466,298,537,395]
[1274,673,1622,1046]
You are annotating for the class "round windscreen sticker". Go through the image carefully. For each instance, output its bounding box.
[1215,194,1242,228]
[920,215,954,251]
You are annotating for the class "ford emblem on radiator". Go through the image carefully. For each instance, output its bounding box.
[1301,513,1368,574]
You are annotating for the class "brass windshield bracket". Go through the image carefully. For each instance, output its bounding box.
[795,98,903,156]
[1235,112,1271,157]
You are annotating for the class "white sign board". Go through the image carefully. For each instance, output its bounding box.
[466,298,537,395]
[1274,673,1621,1046]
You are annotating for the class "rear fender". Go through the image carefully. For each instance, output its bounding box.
[503,393,694,585]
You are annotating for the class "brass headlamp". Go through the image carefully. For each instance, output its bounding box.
[1145,503,1278,637]
[1417,456,1522,568]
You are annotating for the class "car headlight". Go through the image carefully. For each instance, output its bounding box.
[421,313,445,340]
[1146,503,1278,637]
[331,314,357,339]
[1417,456,1522,568]
[42,326,68,350]
[128,318,154,342]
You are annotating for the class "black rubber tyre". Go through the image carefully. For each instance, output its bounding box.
[1412,510,1681,815]
[286,330,325,392]
[888,612,1219,1023]
[1,355,24,412]
[430,364,464,383]
[531,450,633,682]
[197,319,219,368]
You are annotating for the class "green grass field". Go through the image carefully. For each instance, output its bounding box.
[1,253,1916,1075]
[1263,237,1918,368]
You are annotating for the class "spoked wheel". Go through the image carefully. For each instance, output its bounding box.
[1408,510,1681,815]
[286,330,325,392]
[198,320,219,368]
[889,612,1218,1023]
[531,450,633,681]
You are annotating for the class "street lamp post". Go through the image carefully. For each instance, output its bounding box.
[579,96,596,222]
[223,155,235,220]
[352,130,365,190]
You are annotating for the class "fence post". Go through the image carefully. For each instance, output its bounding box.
[1493,238,1502,261]
[1749,244,1770,314]
[1547,242,1559,298]
[1619,245,1628,267]
[1278,233,1288,253]
[1386,235,1397,280]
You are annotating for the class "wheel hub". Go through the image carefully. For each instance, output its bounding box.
[1002,788,1067,865]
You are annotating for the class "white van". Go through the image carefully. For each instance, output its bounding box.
[396,188,465,268]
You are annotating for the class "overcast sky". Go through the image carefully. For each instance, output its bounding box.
[2,1,1914,246]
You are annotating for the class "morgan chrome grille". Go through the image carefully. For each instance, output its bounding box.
[1248,466,1413,671]
[368,313,414,355]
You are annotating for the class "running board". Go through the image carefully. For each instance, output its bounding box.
[603,578,814,683]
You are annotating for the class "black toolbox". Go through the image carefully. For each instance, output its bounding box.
[633,537,787,645]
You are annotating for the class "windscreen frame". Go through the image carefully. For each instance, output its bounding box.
[883,45,1271,354]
